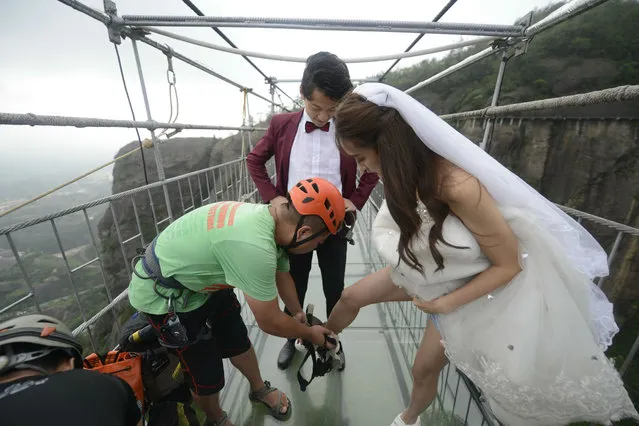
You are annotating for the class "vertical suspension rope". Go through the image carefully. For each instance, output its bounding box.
[113,44,150,186]
[245,93,254,151]
[245,93,254,198]
[157,48,181,139]
[239,88,249,197]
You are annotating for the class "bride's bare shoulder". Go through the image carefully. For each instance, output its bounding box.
[437,160,482,205]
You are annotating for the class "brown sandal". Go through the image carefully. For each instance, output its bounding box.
[248,380,292,420]
[205,411,232,426]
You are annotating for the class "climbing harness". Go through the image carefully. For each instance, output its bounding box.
[295,304,342,392]
[131,238,212,349]
[336,211,357,245]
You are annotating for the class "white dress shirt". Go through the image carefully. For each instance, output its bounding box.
[287,110,343,193]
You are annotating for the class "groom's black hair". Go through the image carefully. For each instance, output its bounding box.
[301,52,353,101]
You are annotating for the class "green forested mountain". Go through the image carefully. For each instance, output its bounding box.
[383,0,639,114]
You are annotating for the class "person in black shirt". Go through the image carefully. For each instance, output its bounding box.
[0,314,141,426]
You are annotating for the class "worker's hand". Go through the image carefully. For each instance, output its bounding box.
[309,325,337,349]
[293,311,308,326]
[344,198,357,212]
[270,196,288,207]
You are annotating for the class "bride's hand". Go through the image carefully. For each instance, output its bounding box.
[412,296,454,314]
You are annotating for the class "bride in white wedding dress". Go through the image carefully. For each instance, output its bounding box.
[325,82,638,426]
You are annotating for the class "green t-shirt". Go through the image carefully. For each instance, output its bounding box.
[128,201,289,314]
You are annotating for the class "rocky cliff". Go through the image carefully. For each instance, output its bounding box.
[97,128,266,297]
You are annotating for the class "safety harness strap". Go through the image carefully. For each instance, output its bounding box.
[140,237,184,290]
[295,305,337,392]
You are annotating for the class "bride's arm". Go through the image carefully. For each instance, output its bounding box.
[429,169,521,313]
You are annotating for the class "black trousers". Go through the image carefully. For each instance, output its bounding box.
[284,234,348,324]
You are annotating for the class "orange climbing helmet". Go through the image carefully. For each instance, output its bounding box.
[288,177,346,235]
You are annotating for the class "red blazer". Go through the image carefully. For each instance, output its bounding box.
[246,111,379,210]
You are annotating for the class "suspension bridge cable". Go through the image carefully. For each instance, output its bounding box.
[275,91,286,114]
[0,112,269,130]
[181,0,299,108]
[146,27,496,64]
[114,43,150,185]
[130,32,290,112]
[379,0,457,82]
[439,85,639,120]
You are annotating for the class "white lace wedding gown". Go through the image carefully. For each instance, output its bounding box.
[372,199,638,425]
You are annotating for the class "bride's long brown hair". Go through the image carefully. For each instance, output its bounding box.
[334,92,464,272]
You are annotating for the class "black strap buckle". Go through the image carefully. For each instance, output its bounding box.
[336,211,357,245]
[295,304,337,392]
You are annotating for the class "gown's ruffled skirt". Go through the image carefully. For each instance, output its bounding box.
[373,205,638,425]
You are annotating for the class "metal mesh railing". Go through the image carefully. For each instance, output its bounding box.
[3,160,637,424]
[0,158,275,354]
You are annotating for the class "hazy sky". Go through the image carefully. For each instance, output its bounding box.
[0,0,555,192]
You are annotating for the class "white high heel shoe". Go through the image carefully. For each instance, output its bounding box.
[390,413,420,426]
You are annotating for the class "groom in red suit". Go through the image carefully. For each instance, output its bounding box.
[247,52,379,371]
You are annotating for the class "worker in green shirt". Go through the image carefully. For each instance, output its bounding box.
[128,177,345,426]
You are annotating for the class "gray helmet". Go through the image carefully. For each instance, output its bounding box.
[0,314,83,375]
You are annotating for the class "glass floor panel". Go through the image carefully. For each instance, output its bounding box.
[215,239,485,425]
